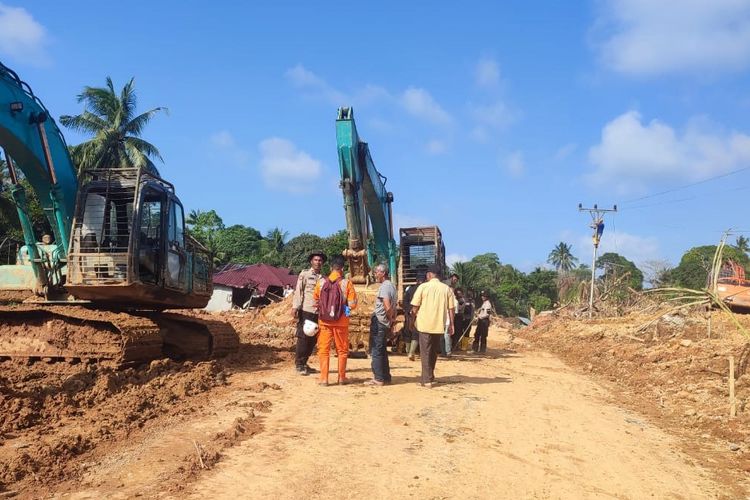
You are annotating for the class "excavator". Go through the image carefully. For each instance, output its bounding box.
[335,107,445,348]
[0,62,237,366]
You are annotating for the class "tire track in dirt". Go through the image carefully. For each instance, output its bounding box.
[181,335,721,499]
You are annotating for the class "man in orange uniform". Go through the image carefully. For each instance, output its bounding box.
[313,255,358,386]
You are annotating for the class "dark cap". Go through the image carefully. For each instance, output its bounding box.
[308,250,327,263]
[480,290,488,297]
[426,263,442,277]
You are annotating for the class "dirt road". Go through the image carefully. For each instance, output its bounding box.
[52,328,731,499]
[170,335,719,498]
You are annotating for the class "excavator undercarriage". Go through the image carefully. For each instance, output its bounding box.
[0,303,239,366]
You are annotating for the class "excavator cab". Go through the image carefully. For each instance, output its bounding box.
[66,167,211,309]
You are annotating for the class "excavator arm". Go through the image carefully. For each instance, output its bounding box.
[0,62,78,292]
[335,107,397,285]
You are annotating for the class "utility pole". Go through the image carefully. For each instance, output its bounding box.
[578,203,617,318]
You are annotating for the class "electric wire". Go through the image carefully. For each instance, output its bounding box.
[618,165,750,206]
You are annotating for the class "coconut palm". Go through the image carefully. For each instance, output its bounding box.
[60,77,167,173]
[547,242,578,273]
[186,209,204,228]
[451,260,482,294]
[266,227,289,254]
[735,235,749,255]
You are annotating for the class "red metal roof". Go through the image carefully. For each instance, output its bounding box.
[213,263,297,295]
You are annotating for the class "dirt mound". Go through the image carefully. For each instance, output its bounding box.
[517,308,750,486]
[0,358,226,489]
[189,297,297,351]
[192,291,380,352]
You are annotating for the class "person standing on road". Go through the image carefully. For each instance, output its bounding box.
[452,289,467,350]
[443,272,459,289]
[441,273,459,358]
[411,264,455,388]
[365,264,396,386]
[314,255,358,386]
[403,276,424,361]
[472,291,493,353]
[291,251,326,376]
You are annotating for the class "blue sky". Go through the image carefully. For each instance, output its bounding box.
[6,1,750,278]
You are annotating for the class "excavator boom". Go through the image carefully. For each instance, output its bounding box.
[336,107,398,285]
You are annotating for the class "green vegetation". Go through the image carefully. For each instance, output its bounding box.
[450,253,558,317]
[0,164,50,244]
[596,252,644,291]
[186,208,347,272]
[735,235,749,255]
[667,245,750,289]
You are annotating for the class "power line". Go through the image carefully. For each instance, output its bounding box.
[618,165,750,206]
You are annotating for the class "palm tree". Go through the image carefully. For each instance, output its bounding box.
[266,227,289,254]
[736,235,750,255]
[548,242,578,273]
[60,77,167,173]
[186,209,204,228]
[451,261,482,294]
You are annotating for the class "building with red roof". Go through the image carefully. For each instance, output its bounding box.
[205,263,297,311]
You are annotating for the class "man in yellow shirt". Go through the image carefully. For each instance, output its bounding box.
[410,264,455,388]
[313,255,358,386]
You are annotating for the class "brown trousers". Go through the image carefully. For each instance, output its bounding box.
[418,332,441,384]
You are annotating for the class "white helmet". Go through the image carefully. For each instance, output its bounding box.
[303,319,319,337]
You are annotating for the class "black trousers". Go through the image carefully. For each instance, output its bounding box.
[295,311,319,369]
[472,318,489,353]
[369,315,392,383]
[418,332,441,384]
[452,317,465,349]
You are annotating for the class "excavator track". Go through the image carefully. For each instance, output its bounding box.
[0,305,239,367]
[147,312,240,360]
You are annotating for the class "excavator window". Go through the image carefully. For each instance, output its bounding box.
[80,188,133,252]
[138,188,164,283]
[165,198,187,290]
[168,199,185,249]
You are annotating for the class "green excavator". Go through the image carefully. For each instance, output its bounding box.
[0,62,237,366]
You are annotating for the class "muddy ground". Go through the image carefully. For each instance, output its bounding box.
[0,299,748,498]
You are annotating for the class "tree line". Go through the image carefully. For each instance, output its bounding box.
[2,75,748,317]
[186,208,349,273]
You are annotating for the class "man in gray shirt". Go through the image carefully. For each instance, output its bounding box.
[365,263,396,386]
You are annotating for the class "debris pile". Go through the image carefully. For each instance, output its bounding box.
[517,307,750,482]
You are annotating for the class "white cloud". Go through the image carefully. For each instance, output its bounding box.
[0,4,49,65]
[400,87,452,125]
[285,64,348,104]
[594,0,750,76]
[209,130,250,167]
[425,139,447,155]
[471,100,515,129]
[577,231,660,268]
[446,253,469,267]
[285,65,453,130]
[587,111,750,194]
[258,137,322,193]
[475,58,500,87]
[554,143,577,161]
[503,151,525,177]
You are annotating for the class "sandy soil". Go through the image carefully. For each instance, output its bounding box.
[48,331,724,499]
[4,308,745,499]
